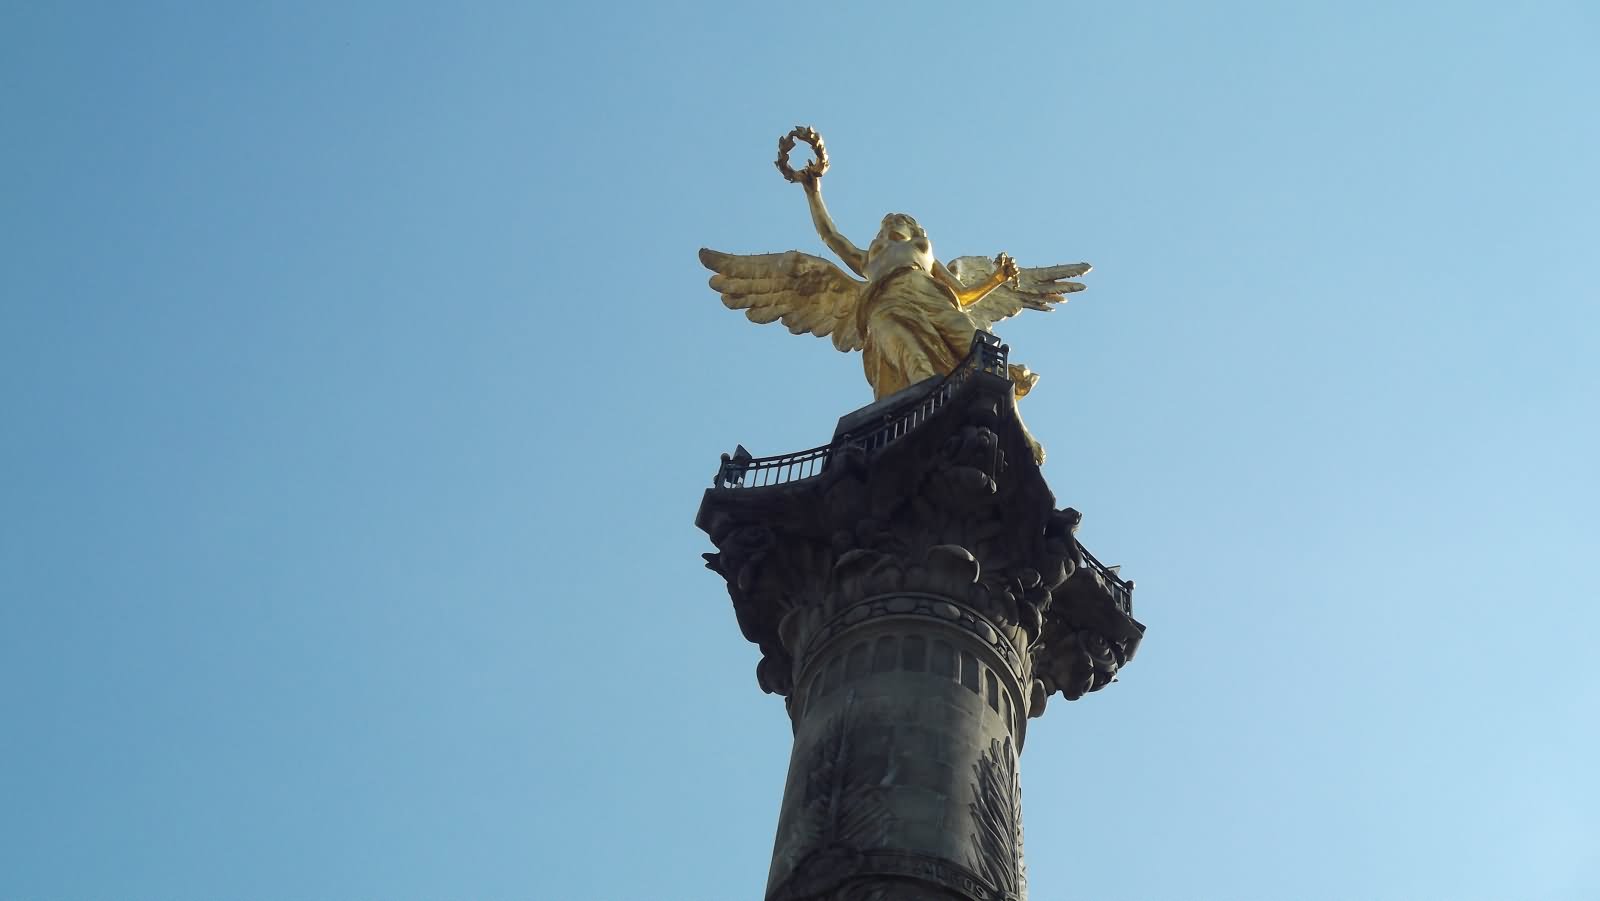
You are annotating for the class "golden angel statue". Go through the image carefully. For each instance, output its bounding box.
[699,127,1090,463]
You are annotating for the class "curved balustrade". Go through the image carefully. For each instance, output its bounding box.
[713,332,1009,490]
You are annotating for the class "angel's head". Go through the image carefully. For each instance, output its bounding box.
[867,213,931,266]
[876,213,925,243]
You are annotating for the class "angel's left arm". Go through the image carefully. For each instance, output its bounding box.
[934,260,1008,307]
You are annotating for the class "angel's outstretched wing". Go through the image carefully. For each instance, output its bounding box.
[699,248,867,352]
[946,256,1092,333]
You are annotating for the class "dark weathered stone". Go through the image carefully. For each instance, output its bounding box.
[697,346,1142,900]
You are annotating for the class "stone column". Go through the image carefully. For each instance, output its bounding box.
[697,356,1142,901]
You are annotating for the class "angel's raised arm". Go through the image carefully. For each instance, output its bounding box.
[935,255,1013,307]
[801,177,868,276]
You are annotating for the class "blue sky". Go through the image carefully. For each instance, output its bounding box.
[3,2,1597,899]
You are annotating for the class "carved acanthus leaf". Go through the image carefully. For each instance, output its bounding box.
[968,737,1025,898]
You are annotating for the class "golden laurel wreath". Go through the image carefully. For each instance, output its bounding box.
[774,125,829,183]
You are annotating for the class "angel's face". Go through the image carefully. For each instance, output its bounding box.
[877,213,923,243]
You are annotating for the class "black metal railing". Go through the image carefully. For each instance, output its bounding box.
[1078,542,1135,612]
[713,332,1009,489]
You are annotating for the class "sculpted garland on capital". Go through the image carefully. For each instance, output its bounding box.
[699,126,1092,464]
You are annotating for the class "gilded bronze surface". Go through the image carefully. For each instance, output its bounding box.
[700,126,1091,462]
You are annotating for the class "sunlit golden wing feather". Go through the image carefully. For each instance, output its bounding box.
[699,248,866,352]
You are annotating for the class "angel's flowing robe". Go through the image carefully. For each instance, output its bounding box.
[858,268,1036,401]
[858,269,974,399]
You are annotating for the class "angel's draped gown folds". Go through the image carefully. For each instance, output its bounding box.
[858,269,980,399]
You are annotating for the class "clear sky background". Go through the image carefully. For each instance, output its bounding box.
[3,2,1597,899]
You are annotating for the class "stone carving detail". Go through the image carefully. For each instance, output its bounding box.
[968,737,1025,899]
[774,705,894,899]
[803,592,1025,686]
[1029,508,1144,708]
